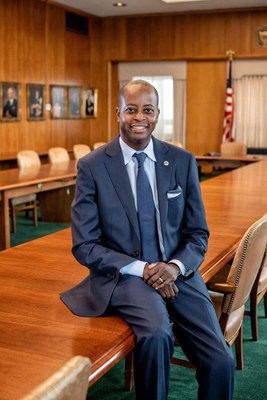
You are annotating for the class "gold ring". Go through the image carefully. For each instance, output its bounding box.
[158,277,164,283]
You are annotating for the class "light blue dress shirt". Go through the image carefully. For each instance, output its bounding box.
[119,136,185,277]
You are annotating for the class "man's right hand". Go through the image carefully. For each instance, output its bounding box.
[157,282,179,300]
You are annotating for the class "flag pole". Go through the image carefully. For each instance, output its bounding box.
[222,50,235,143]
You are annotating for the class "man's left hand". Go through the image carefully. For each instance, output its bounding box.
[144,262,180,290]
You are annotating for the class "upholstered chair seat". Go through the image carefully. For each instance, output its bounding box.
[10,150,41,233]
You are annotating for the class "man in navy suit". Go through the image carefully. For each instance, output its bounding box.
[3,86,17,118]
[61,80,235,400]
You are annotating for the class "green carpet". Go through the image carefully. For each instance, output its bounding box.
[10,214,70,247]
[10,215,267,399]
[87,302,267,400]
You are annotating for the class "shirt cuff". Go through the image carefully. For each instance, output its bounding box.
[169,259,186,276]
[120,260,147,277]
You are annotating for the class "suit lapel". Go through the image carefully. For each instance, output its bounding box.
[153,138,172,243]
[104,137,140,241]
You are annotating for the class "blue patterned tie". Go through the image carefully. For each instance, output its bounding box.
[134,152,161,263]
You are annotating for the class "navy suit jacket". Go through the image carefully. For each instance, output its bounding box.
[3,99,17,118]
[61,136,209,316]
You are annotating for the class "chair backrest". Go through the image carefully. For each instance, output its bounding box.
[17,150,41,168]
[93,142,106,150]
[48,147,70,164]
[224,214,267,312]
[220,142,247,157]
[73,144,91,160]
[221,215,267,339]
[22,356,91,400]
[258,246,267,294]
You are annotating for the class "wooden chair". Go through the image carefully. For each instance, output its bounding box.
[220,142,247,157]
[171,214,267,370]
[73,144,91,160]
[245,245,267,341]
[22,356,91,400]
[207,214,267,369]
[93,142,106,150]
[10,150,41,233]
[48,147,70,164]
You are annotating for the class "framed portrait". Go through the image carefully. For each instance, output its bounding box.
[50,85,67,119]
[27,84,45,121]
[83,88,98,118]
[0,82,21,122]
[68,86,82,118]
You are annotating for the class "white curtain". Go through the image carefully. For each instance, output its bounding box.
[233,75,267,147]
[173,79,186,146]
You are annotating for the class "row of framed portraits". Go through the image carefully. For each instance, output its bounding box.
[0,82,98,122]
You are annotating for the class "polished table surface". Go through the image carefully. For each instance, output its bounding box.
[0,159,267,399]
[0,160,77,250]
[200,158,267,281]
[0,229,135,400]
[0,159,77,190]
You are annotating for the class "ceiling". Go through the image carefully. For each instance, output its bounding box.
[53,0,267,17]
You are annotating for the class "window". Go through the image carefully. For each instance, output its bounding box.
[119,61,187,146]
[133,76,174,141]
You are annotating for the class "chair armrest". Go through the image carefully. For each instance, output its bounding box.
[206,282,236,294]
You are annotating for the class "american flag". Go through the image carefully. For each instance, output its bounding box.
[222,58,234,143]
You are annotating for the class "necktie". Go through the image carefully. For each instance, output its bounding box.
[134,152,161,263]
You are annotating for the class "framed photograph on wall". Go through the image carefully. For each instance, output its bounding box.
[50,85,67,119]
[83,88,98,118]
[68,86,82,118]
[27,84,45,120]
[0,82,21,122]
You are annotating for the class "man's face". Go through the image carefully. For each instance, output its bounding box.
[116,84,160,150]
[7,88,15,100]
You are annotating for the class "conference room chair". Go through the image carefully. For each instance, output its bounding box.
[220,142,247,157]
[245,245,267,341]
[93,142,107,150]
[17,150,42,168]
[73,144,91,160]
[171,214,267,370]
[210,142,248,174]
[22,356,91,400]
[48,147,70,164]
[10,150,41,233]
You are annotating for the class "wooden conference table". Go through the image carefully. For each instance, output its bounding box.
[0,158,267,399]
[0,155,262,251]
[196,154,261,167]
[195,154,262,176]
[0,160,77,250]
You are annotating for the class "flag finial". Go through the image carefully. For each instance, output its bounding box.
[226,50,235,61]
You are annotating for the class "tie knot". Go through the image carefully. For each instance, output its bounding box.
[134,152,147,167]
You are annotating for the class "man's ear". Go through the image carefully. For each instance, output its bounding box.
[156,108,160,122]
[116,107,120,122]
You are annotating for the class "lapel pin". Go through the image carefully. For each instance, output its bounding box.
[164,161,169,166]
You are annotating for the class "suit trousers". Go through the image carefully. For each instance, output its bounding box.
[109,274,235,400]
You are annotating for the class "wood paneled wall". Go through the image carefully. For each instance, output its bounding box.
[102,9,267,153]
[0,2,267,157]
[0,0,104,156]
